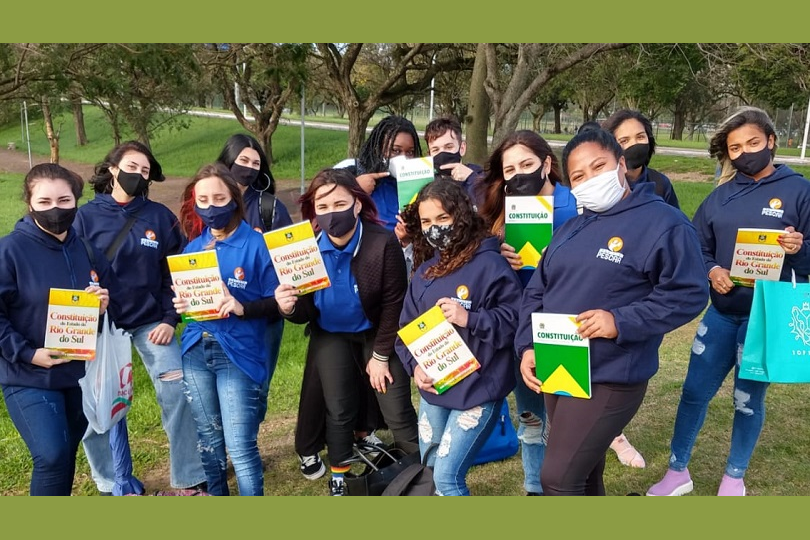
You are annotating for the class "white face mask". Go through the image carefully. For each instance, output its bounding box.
[570,163,626,214]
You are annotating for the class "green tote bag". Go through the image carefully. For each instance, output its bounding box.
[740,274,810,383]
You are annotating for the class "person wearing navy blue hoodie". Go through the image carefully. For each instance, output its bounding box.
[602,109,680,209]
[396,179,523,496]
[75,141,206,496]
[424,116,483,205]
[215,134,293,421]
[516,128,707,496]
[0,164,115,495]
[648,107,810,497]
[174,163,279,496]
[477,130,578,496]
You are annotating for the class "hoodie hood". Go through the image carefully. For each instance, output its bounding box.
[720,164,805,208]
[15,215,77,251]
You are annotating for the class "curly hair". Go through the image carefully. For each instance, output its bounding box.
[477,130,561,237]
[401,179,490,279]
[89,140,164,196]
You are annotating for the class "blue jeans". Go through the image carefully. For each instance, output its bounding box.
[258,318,284,422]
[82,321,205,491]
[182,334,264,496]
[512,360,547,494]
[2,385,87,495]
[418,397,501,496]
[669,305,769,479]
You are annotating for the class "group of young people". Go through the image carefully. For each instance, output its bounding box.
[1,104,807,497]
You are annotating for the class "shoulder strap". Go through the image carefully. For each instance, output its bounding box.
[259,191,277,232]
[646,168,667,198]
[380,463,428,496]
[80,236,97,268]
[105,216,138,261]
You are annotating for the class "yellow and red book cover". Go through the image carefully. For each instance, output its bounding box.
[264,221,331,295]
[44,288,100,360]
[167,250,227,322]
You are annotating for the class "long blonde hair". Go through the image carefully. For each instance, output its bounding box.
[709,106,778,186]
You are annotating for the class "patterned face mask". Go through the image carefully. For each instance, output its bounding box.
[422,223,454,251]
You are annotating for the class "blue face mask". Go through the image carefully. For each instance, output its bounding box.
[195,200,237,230]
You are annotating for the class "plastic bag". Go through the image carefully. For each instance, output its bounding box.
[79,313,134,434]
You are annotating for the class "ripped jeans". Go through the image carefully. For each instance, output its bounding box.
[669,305,769,479]
[418,397,500,496]
[82,321,205,491]
[512,360,548,494]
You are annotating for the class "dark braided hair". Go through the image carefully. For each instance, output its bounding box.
[356,115,422,174]
[401,179,491,279]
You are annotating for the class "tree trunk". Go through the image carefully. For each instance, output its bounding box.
[671,105,686,141]
[553,105,563,134]
[465,43,491,166]
[71,96,88,146]
[346,105,373,158]
[41,99,60,164]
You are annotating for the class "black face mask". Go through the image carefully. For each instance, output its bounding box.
[504,169,546,196]
[116,170,150,197]
[316,205,358,238]
[31,206,77,235]
[433,151,462,178]
[195,200,237,230]
[423,223,454,251]
[623,143,650,170]
[230,163,260,187]
[731,144,772,177]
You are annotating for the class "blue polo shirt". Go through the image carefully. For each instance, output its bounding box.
[314,221,372,333]
[179,221,279,383]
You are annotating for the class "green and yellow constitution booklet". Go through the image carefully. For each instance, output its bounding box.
[532,312,591,399]
[398,305,480,394]
[504,196,554,270]
[395,156,435,212]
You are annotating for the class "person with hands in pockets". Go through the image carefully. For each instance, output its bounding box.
[515,128,708,496]
[396,179,523,496]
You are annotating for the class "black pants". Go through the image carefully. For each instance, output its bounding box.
[294,325,417,465]
[541,381,648,496]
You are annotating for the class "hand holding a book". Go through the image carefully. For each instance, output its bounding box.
[499,242,523,271]
[85,285,109,315]
[275,284,299,315]
[708,267,735,295]
[437,297,468,328]
[519,350,542,394]
[171,286,189,314]
[576,310,618,340]
[31,348,70,368]
[778,226,803,255]
[414,365,439,394]
[216,281,244,318]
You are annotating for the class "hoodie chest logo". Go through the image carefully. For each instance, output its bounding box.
[140,229,160,249]
[596,236,625,264]
[762,198,784,218]
[227,267,248,290]
[452,284,472,310]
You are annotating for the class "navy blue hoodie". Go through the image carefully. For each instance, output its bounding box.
[396,236,523,410]
[693,165,810,316]
[0,217,118,389]
[242,186,294,233]
[74,194,185,331]
[516,183,708,385]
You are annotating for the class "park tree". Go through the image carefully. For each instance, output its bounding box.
[727,44,810,111]
[311,43,471,157]
[201,43,309,163]
[466,43,629,158]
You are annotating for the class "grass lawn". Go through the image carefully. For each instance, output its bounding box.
[2,111,810,496]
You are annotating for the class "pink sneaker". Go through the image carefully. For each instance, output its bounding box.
[717,475,745,496]
[646,468,694,496]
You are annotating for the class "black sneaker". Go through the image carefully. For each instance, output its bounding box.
[329,477,345,496]
[299,453,326,480]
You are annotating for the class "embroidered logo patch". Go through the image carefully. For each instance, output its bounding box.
[140,229,159,249]
[762,198,784,218]
[596,236,625,264]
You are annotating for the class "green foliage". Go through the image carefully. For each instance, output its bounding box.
[733,44,810,110]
